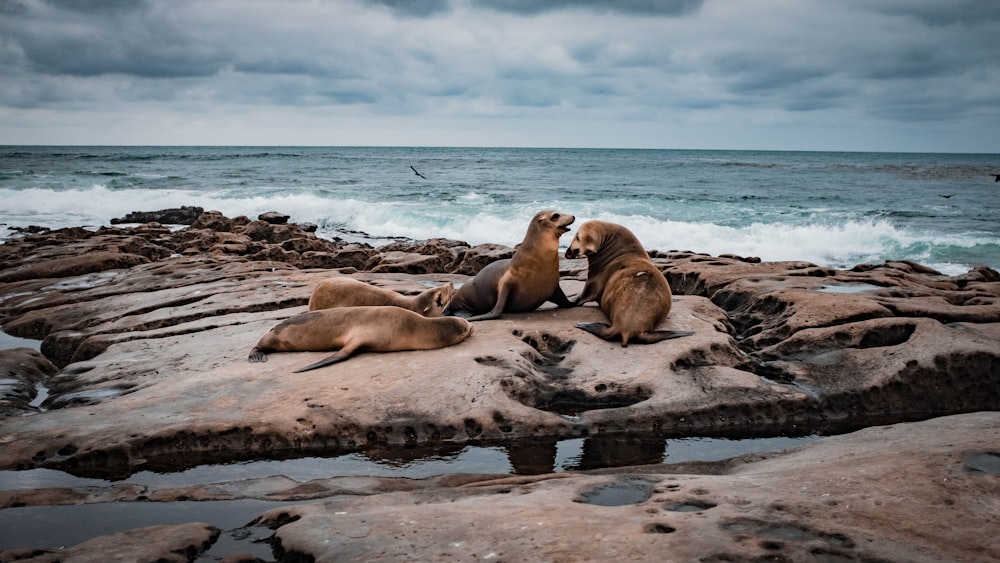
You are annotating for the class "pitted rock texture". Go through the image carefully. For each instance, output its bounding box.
[0,213,998,480]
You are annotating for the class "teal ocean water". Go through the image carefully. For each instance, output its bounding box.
[1,146,998,274]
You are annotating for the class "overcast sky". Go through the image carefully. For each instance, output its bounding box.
[1,0,998,152]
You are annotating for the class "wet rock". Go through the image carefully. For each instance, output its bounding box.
[449,242,515,275]
[366,250,451,274]
[110,206,205,225]
[5,414,994,562]
[191,210,234,232]
[0,348,58,416]
[258,211,290,225]
[254,413,998,563]
[240,220,275,242]
[0,251,151,283]
[0,522,220,562]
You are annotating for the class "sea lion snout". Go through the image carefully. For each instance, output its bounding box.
[553,212,575,235]
[539,210,574,236]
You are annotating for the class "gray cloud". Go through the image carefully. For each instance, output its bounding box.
[0,0,996,150]
[1,1,225,78]
[362,0,452,17]
[473,0,704,16]
[860,0,1000,27]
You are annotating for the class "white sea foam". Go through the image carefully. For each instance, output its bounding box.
[0,185,989,275]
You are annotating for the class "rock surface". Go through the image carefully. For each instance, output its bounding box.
[1,413,996,562]
[110,205,205,226]
[0,522,220,562]
[1,211,999,560]
[258,412,1000,563]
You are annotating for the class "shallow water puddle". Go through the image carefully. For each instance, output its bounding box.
[0,330,42,351]
[576,476,655,506]
[815,283,882,294]
[966,452,1000,474]
[0,499,304,556]
[663,499,718,512]
[0,434,819,557]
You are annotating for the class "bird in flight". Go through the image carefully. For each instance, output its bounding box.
[410,165,427,179]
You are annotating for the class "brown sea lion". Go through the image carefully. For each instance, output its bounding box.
[308,277,454,317]
[444,210,575,321]
[247,306,474,372]
[565,220,693,346]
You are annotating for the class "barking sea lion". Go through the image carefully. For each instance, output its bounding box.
[445,210,575,321]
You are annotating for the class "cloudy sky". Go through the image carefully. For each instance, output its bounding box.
[1,0,998,151]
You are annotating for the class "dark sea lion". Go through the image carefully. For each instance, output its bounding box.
[444,210,575,321]
[308,277,454,317]
[565,220,693,346]
[247,306,473,372]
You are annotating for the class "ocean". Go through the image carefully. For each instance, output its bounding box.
[1,146,998,275]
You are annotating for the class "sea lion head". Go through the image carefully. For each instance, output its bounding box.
[565,220,648,262]
[421,282,455,317]
[565,220,604,259]
[532,210,575,237]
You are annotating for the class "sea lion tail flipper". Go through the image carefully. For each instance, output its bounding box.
[575,322,616,340]
[293,349,354,373]
[548,285,574,308]
[248,347,268,363]
[633,330,695,344]
[465,280,511,321]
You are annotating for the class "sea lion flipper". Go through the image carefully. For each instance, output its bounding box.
[548,285,574,308]
[632,330,694,344]
[464,277,512,321]
[570,281,599,306]
[292,349,354,373]
[248,347,268,363]
[575,322,615,340]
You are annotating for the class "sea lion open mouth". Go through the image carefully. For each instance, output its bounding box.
[555,213,575,235]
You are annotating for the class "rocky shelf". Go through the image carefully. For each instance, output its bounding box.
[1,210,998,561]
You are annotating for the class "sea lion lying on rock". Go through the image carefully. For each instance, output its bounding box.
[445,210,575,321]
[308,277,454,317]
[566,220,693,346]
[248,306,474,372]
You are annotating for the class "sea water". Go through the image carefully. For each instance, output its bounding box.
[1,146,998,274]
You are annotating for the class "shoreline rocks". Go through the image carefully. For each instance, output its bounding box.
[0,210,998,475]
[1,210,999,561]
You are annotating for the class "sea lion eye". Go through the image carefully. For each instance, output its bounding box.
[551,213,560,220]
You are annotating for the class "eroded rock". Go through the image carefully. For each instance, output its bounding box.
[0,214,997,478]
[1,214,999,562]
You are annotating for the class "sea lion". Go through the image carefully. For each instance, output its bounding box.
[444,210,575,321]
[565,220,693,346]
[308,277,454,317]
[247,306,473,372]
